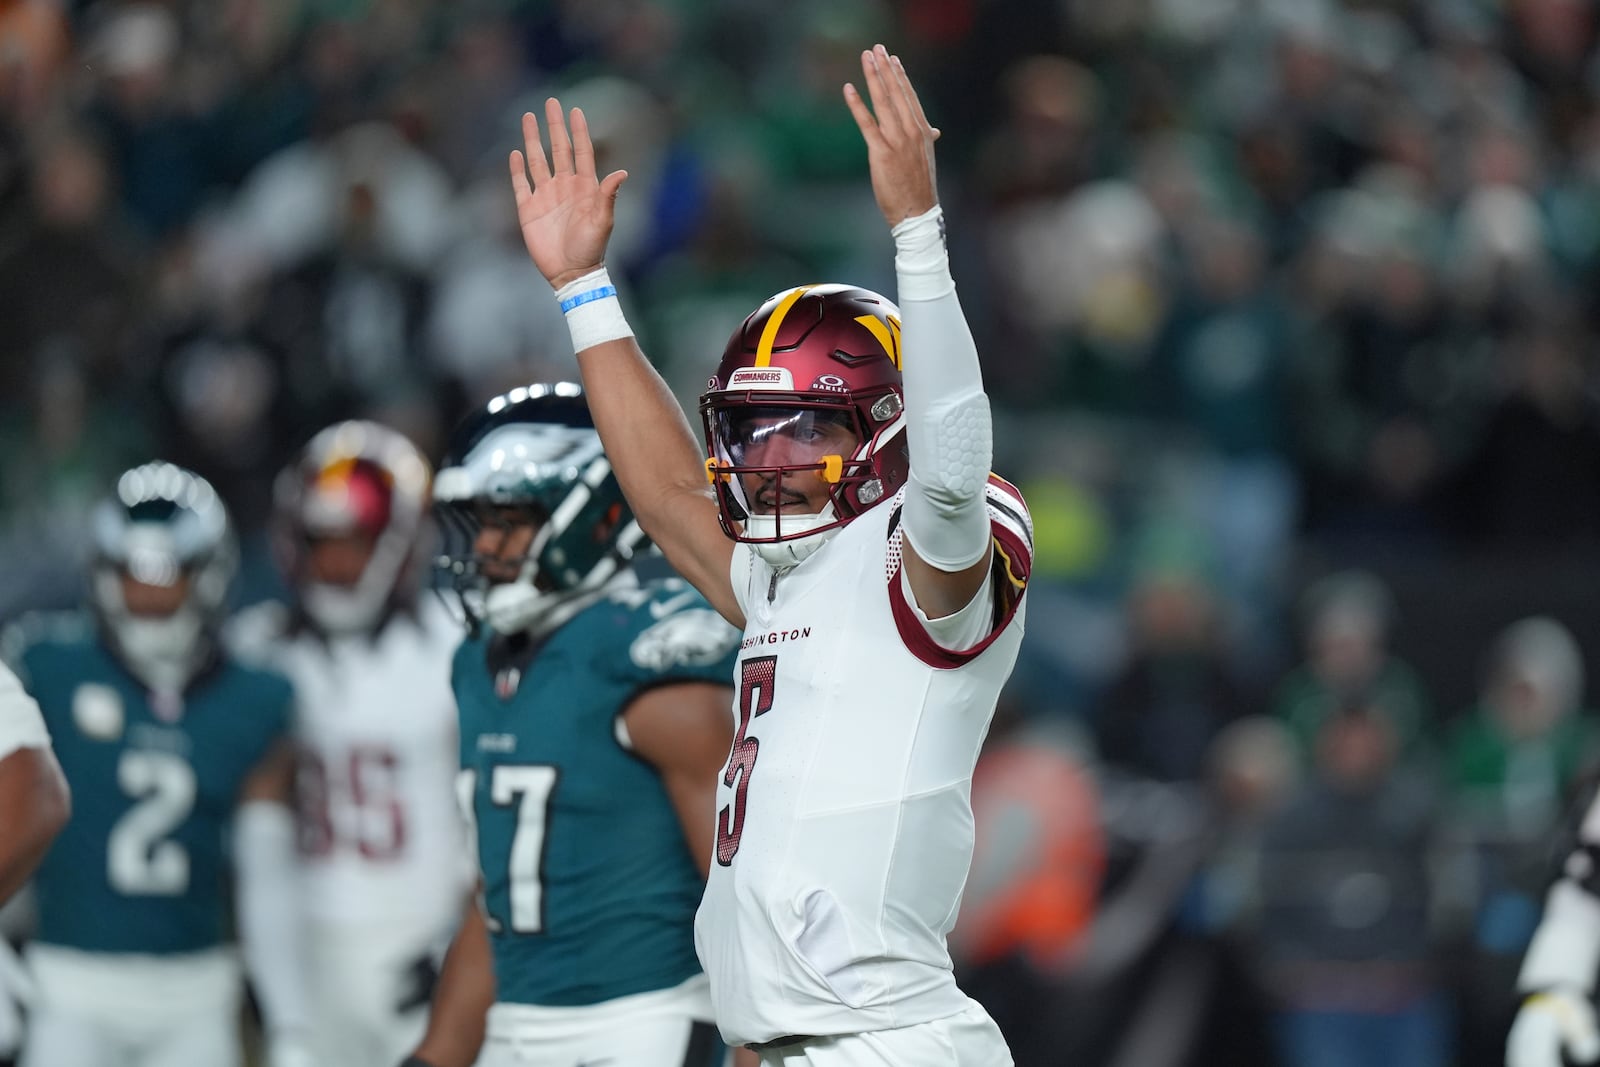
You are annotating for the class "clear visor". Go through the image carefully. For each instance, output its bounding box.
[709,405,863,518]
[711,405,860,468]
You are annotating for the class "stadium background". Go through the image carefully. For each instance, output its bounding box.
[1,0,1599,1064]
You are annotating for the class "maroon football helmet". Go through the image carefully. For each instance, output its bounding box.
[273,421,432,634]
[700,284,909,559]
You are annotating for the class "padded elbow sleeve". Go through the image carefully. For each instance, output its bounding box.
[894,206,994,571]
[903,392,993,570]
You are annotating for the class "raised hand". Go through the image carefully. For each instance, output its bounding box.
[842,44,941,228]
[509,98,629,290]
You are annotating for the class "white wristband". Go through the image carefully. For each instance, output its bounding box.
[554,267,635,353]
[892,205,954,301]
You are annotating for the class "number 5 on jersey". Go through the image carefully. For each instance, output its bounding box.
[717,656,776,866]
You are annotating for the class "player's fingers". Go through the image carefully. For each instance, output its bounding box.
[870,44,914,139]
[570,107,598,181]
[842,82,883,146]
[600,169,629,205]
[521,112,551,183]
[859,47,904,142]
[890,54,936,137]
[545,96,574,175]
[509,150,534,209]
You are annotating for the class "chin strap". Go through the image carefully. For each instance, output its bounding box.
[482,571,640,637]
[744,510,840,568]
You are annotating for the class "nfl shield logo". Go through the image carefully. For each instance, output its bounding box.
[494,667,521,700]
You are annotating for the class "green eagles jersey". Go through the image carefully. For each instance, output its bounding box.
[10,614,293,954]
[454,578,740,1006]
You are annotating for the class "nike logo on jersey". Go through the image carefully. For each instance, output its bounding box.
[648,589,700,620]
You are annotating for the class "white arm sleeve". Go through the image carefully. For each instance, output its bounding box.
[895,205,994,572]
[233,801,312,1038]
[0,664,48,762]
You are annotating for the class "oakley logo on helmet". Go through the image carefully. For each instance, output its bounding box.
[811,374,849,392]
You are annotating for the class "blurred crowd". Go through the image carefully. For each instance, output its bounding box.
[3,0,1600,1064]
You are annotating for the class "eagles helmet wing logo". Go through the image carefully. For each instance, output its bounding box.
[629,609,740,671]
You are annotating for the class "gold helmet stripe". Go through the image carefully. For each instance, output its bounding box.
[753,286,815,367]
[853,313,903,370]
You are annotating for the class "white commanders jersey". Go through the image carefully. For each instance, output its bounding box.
[694,475,1032,1048]
[230,597,467,926]
[0,660,50,760]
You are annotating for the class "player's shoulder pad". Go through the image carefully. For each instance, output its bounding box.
[984,474,1033,618]
[985,474,1033,569]
[611,577,741,676]
[222,599,293,669]
[0,611,93,680]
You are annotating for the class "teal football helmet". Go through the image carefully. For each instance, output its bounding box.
[433,382,649,635]
[90,462,238,691]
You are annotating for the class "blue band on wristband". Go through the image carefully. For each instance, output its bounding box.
[559,286,618,313]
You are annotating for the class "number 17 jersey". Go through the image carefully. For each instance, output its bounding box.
[453,579,740,1007]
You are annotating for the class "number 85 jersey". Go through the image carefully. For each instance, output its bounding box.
[7,613,293,954]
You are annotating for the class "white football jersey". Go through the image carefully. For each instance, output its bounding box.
[231,598,467,926]
[0,660,49,760]
[694,476,1032,1047]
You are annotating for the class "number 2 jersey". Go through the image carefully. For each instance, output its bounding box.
[229,597,468,930]
[8,613,293,954]
[695,477,1033,1047]
[454,577,740,1007]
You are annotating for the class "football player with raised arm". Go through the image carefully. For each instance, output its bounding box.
[8,463,314,1067]
[509,44,1030,1067]
[399,384,744,1067]
[230,422,468,1067]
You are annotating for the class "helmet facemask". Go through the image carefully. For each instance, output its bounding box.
[433,385,649,638]
[436,499,554,635]
[698,283,913,568]
[702,391,906,568]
